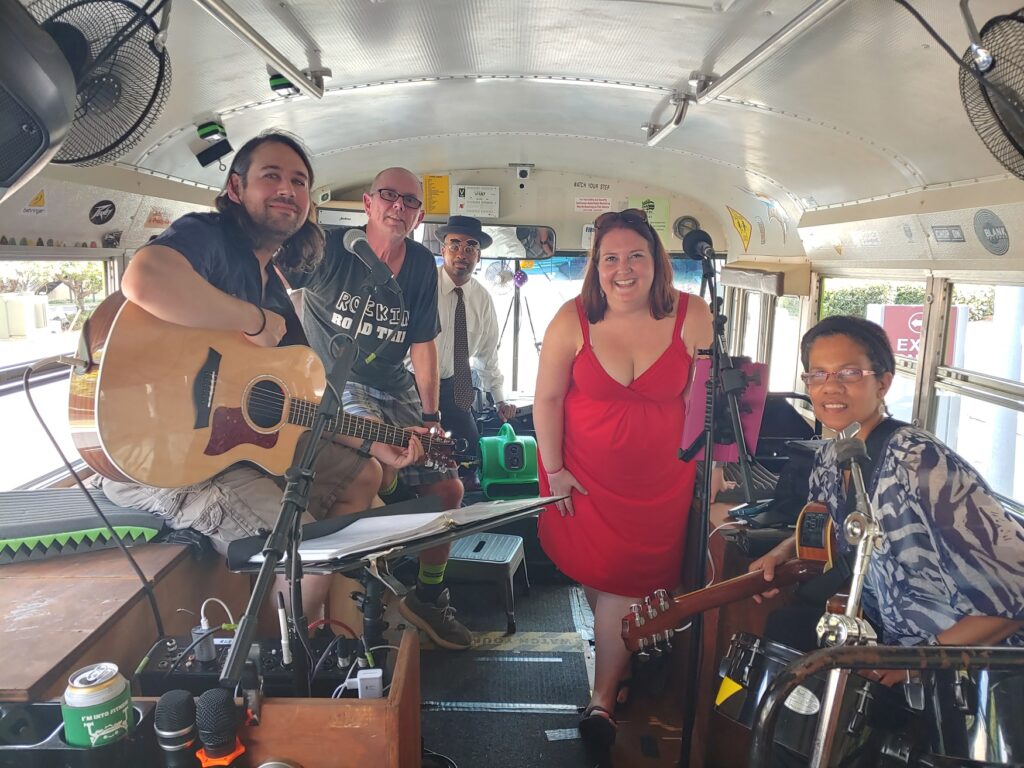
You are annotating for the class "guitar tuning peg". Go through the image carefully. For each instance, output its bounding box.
[636,639,650,663]
[629,603,643,627]
[643,596,657,620]
[654,588,670,611]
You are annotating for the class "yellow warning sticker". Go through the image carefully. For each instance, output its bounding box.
[726,206,752,252]
[715,675,743,707]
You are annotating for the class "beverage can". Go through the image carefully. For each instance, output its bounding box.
[60,662,133,748]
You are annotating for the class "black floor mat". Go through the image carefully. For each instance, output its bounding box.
[422,711,594,768]
[418,581,598,767]
[444,581,583,634]
[421,650,588,706]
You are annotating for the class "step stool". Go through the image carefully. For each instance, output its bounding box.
[446,532,530,635]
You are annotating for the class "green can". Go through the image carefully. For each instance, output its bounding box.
[60,662,133,748]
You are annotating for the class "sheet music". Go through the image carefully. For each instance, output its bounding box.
[248,496,563,563]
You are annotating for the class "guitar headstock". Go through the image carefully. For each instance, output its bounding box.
[621,588,675,655]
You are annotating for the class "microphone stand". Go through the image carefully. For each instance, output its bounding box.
[221,272,381,695]
[807,424,882,768]
[676,250,760,767]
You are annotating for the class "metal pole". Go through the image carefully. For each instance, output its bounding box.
[190,0,324,99]
[696,0,850,105]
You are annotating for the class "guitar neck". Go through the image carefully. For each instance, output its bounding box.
[622,559,825,650]
[287,398,439,451]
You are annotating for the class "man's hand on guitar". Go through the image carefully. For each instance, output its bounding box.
[748,537,797,604]
[547,467,587,517]
[371,429,425,469]
[243,305,288,347]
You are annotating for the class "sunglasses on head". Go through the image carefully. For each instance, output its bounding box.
[594,208,650,231]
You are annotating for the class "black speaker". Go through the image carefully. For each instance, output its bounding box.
[196,139,233,168]
[0,0,76,205]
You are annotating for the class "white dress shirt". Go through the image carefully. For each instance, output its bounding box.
[436,266,506,404]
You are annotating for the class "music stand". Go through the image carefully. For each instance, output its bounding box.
[227,497,560,669]
[680,357,769,465]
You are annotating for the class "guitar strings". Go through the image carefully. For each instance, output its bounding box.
[202,374,448,452]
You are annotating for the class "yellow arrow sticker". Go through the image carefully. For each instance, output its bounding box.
[716,675,743,707]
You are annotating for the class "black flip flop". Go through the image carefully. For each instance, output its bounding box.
[578,704,616,750]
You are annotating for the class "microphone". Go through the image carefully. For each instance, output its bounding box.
[682,229,716,261]
[342,228,401,293]
[196,688,246,767]
[154,689,200,767]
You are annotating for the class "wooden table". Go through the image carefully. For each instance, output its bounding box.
[0,544,249,701]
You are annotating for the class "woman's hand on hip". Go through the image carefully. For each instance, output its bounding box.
[547,468,587,517]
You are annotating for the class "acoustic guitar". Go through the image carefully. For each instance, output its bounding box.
[621,502,836,653]
[69,293,455,488]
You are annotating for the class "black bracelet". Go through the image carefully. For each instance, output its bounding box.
[244,305,267,337]
[356,438,373,459]
[421,410,440,422]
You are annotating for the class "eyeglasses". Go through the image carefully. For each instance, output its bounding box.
[372,188,423,210]
[444,241,480,255]
[594,208,650,231]
[800,369,878,387]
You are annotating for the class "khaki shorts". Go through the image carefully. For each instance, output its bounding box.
[101,436,366,555]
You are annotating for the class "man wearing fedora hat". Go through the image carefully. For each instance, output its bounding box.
[435,215,517,491]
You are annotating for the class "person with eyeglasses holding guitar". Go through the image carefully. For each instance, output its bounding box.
[277,168,472,651]
[533,208,713,753]
[750,315,1024,687]
[98,132,425,624]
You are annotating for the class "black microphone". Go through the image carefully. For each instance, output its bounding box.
[154,689,200,767]
[196,688,246,767]
[342,228,401,293]
[682,229,716,261]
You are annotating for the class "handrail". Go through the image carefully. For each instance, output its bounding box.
[748,644,1024,768]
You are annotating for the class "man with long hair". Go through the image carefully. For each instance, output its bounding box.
[278,167,472,650]
[101,131,422,621]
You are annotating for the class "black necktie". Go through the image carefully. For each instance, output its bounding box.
[453,287,474,411]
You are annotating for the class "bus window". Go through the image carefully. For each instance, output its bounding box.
[0,258,112,489]
[819,276,927,424]
[740,292,762,361]
[477,254,703,395]
[768,296,802,392]
[932,282,1024,504]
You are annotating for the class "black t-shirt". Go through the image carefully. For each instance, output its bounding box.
[151,211,307,346]
[282,227,440,393]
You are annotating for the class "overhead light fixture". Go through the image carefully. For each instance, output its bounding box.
[196,120,227,143]
[645,94,689,147]
[195,122,232,168]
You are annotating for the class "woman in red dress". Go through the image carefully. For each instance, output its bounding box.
[534,208,712,749]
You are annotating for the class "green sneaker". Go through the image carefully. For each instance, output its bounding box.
[399,588,472,650]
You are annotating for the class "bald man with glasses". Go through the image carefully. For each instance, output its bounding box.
[278,167,472,650]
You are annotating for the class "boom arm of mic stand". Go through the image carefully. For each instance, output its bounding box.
[221,294,370,692]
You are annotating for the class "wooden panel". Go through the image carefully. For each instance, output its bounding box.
[0,544,250,702]
[243,631,421,768]
[687,503,802,768]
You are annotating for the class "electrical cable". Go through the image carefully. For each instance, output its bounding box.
[163,625,225,677]
[22,366,166,638]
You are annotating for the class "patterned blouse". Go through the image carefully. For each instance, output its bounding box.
[808,425,1024,646]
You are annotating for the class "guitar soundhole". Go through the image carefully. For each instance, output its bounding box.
[246,379,285,429]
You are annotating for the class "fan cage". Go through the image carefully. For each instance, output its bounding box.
[959,11,1024,180]
[28,0,170,166]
